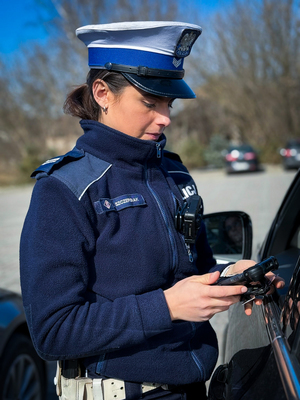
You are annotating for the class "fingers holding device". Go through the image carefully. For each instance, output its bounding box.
[214,256,280,304]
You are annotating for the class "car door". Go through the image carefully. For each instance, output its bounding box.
[208,170,300,400]
[211,257,300,400]
[258,169,300,296]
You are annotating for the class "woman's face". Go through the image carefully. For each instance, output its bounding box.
[99,84,173,141]
[225,216,243,244]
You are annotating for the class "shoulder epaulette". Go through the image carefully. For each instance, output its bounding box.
[163,150,183,164]
[31,148,85,179]
[31,147,112,200]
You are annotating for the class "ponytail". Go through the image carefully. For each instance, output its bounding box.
[63,69,130,120]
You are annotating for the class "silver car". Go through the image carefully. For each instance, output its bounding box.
[280,139,300,170]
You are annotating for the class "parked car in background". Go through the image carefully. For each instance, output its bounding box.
[207,169,300,400]
[0,288,48,400]
[224,144,260,174]
[280,139,300,170]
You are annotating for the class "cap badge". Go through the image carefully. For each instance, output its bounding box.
[175,30,199,57]
[172,58,182,68]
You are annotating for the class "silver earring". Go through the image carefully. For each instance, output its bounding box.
[102,106,107,113]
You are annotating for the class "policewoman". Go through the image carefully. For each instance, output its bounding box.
[20,21,283,400]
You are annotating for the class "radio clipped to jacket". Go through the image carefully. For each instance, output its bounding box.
[175,194,203,244]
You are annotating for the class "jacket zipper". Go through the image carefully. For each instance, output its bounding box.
[156,143,162,158]
[144,164,177,270]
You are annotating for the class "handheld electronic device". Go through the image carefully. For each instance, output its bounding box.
[215,256,279,301]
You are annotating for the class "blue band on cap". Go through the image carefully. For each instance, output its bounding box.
[88,47,184,71]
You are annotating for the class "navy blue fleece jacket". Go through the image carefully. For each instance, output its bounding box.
[20,120,222,385]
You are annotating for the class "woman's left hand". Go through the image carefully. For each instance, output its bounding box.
[224,260,285,316]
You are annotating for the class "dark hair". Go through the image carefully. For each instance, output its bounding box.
[63,69,130,120]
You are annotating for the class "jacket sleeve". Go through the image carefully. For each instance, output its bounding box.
[20,177,172,361]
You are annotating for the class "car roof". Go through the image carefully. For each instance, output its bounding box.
[228,145,255,152]
[286,139,300,147]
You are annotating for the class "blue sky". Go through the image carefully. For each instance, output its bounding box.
[0,0,54,54]
[1,0,233,55]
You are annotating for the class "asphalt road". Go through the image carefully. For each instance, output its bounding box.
[0,164,297,396]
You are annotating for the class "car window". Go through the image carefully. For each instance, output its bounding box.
[281,256,300,362]
[261,172,300,258]
[287,140,300,148]
[291,226,300,249]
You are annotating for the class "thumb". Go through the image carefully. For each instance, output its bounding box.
[196,271,220,285]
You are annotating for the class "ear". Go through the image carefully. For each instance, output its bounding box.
[92,79,109,108]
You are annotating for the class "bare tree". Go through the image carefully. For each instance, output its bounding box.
[0,0,202,181]
[5,0,297,177]
[193,0,300,150]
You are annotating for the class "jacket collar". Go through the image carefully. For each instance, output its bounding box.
[77,120,166,168]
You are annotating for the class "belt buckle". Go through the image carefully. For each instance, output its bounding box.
[102,378,126,400]
[141,383,164,393]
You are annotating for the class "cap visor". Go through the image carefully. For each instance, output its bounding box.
[122,73,196,99]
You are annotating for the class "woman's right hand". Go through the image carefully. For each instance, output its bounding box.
[164,271,247,322]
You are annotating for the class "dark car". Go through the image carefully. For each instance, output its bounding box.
[224,144,260,174]
[280,139,300,170]
[206,169,300,399]
[0,288,49,400]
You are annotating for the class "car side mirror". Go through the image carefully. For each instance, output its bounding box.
[203,211,253,263]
